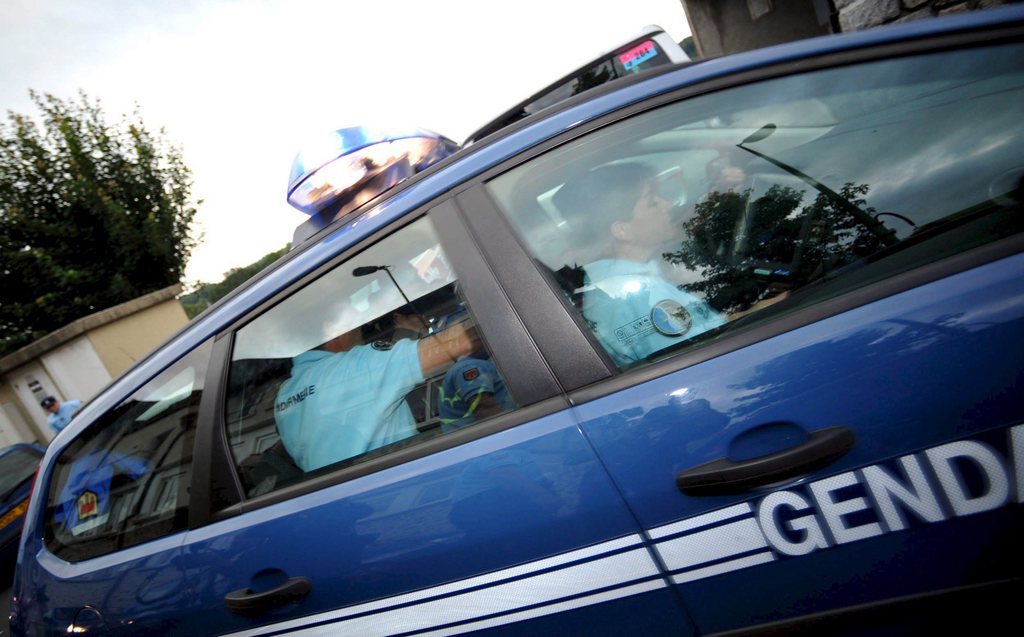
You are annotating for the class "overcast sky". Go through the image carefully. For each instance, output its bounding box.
[0,0,690,283]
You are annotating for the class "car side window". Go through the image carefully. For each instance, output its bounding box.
[43,341,212,562]
[224,215,516,497]
[487,43,1024,371]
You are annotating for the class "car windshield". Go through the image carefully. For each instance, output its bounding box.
[0,448,41,499]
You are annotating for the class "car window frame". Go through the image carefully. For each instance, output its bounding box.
[451,23,1024,403]
[189,202,575,525]
[40,339,216,562]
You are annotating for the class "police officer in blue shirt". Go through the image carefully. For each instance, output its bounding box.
[556,162,725,368]
[275,308,479,472]
[41,396,81,434]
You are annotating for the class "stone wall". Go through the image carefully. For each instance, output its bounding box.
[836,0,1016,31]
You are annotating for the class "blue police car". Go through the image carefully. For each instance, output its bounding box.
[10,7,1024,635]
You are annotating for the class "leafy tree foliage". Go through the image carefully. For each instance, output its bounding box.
[665,182,884,313]
[0,91,198,355]
[180,246,289,319]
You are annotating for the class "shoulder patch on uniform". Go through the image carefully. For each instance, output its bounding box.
[651,299,692,336]
[462,367,480,381]
[372,339,394,351]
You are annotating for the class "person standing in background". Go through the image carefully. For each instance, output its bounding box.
[40,396,81,434]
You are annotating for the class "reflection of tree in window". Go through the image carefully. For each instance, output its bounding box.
[664,181,883,313]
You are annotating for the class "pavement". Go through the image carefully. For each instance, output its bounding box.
[0,562,12,637]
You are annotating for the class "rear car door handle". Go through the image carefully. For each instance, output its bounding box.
[224,576,312,615]
[676,426,855,496]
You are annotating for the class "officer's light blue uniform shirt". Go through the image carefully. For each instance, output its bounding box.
[48,400,81,434]
[581,259,725,367]
[275,338,424,472]
[439,358,513,432]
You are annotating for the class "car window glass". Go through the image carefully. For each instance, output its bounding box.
[0,448,41,498]
[225,215,516,498]
[43,341,212,562]
[486,43,1024,371]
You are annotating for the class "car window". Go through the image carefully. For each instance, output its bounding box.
[225,215,516,497]
[0,448,41,499]
[43,341,212,562]
[486,43,1024,371]
[468,36,679,144]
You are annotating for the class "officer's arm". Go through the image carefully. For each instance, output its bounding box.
[417,321,479,376]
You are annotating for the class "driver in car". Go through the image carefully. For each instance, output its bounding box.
[556,162,725,367]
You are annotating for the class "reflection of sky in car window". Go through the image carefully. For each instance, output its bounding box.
[136,368,195,422]
[489,43,1024,268]
[234,217,457,360]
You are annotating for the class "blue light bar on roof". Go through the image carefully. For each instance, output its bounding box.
[287,126,458,216]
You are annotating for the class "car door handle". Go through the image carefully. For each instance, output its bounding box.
[224,576,312,615]
[676,426,855,496]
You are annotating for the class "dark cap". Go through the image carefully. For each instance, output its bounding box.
[40,396,57,409]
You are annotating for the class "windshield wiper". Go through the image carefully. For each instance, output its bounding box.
[736,123,900,248]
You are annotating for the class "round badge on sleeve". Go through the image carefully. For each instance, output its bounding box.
[651,299,692,336]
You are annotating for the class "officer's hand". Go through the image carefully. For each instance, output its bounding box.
[417,320,480,375]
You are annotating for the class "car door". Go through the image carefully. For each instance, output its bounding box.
[480,20,1024,635]
[12,341,214,635]
[172,204,695,636]
[0,444,44,561]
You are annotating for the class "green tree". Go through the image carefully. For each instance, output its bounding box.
[0,91,198,355]
[180,246,289,319]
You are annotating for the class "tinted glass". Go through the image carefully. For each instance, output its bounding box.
[226,215,516,497]
[44,341,212,561]
[0,448,41,498]
[487,43,1024,370]
[525,39,672,116]
[468,39,673,144]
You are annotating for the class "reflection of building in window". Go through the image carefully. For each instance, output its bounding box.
[46,377,203,560]
[53,451,150,537]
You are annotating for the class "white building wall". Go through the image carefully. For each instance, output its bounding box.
[7,360,62,437]
[0,404,35,445]
[40,335,112,405]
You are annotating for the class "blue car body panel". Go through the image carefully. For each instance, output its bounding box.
[12,535,190,635]
[10,5,1024,636]
[172,410,691,636]
[575,252,1024,632]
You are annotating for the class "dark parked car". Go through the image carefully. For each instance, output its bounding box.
[0,444,43,565]
[11,6,1024,636]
